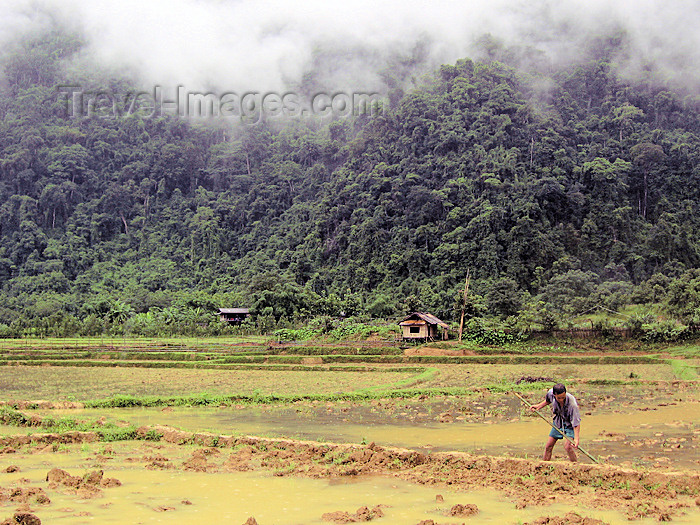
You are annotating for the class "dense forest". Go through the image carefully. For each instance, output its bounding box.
[0,28,699,339]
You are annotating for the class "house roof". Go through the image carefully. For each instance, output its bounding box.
[399,312,449,329]
[218,308,250,314]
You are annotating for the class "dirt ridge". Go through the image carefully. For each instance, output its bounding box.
[128,425,700,521]
[0,422,697,521]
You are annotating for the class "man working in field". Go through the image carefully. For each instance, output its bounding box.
[530,383,581,462]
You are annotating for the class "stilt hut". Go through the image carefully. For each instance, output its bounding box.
[399,312,449,342]
[218,308,250,324]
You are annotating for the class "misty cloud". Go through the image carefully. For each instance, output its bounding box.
[3,0,700,95]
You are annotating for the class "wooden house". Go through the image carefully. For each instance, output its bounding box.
[218,308,250,324]
[399,312,449,341]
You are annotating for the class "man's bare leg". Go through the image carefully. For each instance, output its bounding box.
[543,436,557,461]
[564,440,578,462]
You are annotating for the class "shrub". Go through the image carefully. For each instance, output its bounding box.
[462,318,527,346]
[0,323,20,338]
[99,427,138,441]
[642,321,691,342]
[273,327,319,341]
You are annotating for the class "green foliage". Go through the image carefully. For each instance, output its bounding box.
[540,270,598,316]
[92,394,144,408]
[486,380,549,393]
[665,269,700,325]
[98,426,138,442]
[274,319,398,342]
[0,27,699,335]
[0,406,32,426]
[641,321,692,343]
[485,277,524,318]
[668,359,699,380]
[462,318,527,345]
[273,327,318,341]
[325,322,383,341]
[632,274,670,304]
[139,428,164,441]
[0,405,145,442]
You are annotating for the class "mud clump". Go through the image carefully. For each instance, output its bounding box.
[417,521,470,525]
[0,486,50,506]
[438,412,454,423]
[46,468,82,488]
[524,511,608,524]
[142,453,174,470]
[596,431,626,442]
[182,448,220,473]
[146,429,699,522]
[46,468,121,498]
[0,513,41,525]
[516,376,553,384]
[448,503,479,517]
[322,505,385,523]
[0,432,98,449]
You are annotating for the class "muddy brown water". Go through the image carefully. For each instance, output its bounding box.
[2,390,699,524]
[31,393,700,468]
[1,444,698,525]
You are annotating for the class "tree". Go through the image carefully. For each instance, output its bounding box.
[2,26,700,333]
[402,295,423,314]
[46,144,90,186]
[540,270,598,316]
[665,269,700,326]
[485,277,523,318]
[612,103,644,142]
[630,142,666,219]
[582,157,630,203]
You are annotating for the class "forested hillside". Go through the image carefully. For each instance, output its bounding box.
[1,30,699,337]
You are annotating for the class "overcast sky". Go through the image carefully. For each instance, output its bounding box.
[4,0,700,94]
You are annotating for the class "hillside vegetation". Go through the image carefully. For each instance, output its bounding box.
[0,30,699,339]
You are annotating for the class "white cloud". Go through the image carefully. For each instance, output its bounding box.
[4,0,700,93]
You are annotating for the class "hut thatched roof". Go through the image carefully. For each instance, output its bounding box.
[218,308,250,314]
[399,312,449,329]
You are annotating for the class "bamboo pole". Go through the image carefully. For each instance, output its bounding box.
[512,391,599,464]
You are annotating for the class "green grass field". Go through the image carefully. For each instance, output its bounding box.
[0,337,696,406]
[0,335,270,351]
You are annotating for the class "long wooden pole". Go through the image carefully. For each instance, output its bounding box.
[512,391,599,464]
[458,269,470,342]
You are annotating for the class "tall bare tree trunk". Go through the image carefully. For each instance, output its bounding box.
[458,269,470,342]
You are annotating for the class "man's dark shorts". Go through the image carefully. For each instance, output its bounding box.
[549,427,574,440]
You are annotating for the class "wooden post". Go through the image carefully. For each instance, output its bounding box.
[458,269,470,342]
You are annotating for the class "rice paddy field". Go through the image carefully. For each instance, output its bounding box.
[0,337,697,524]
